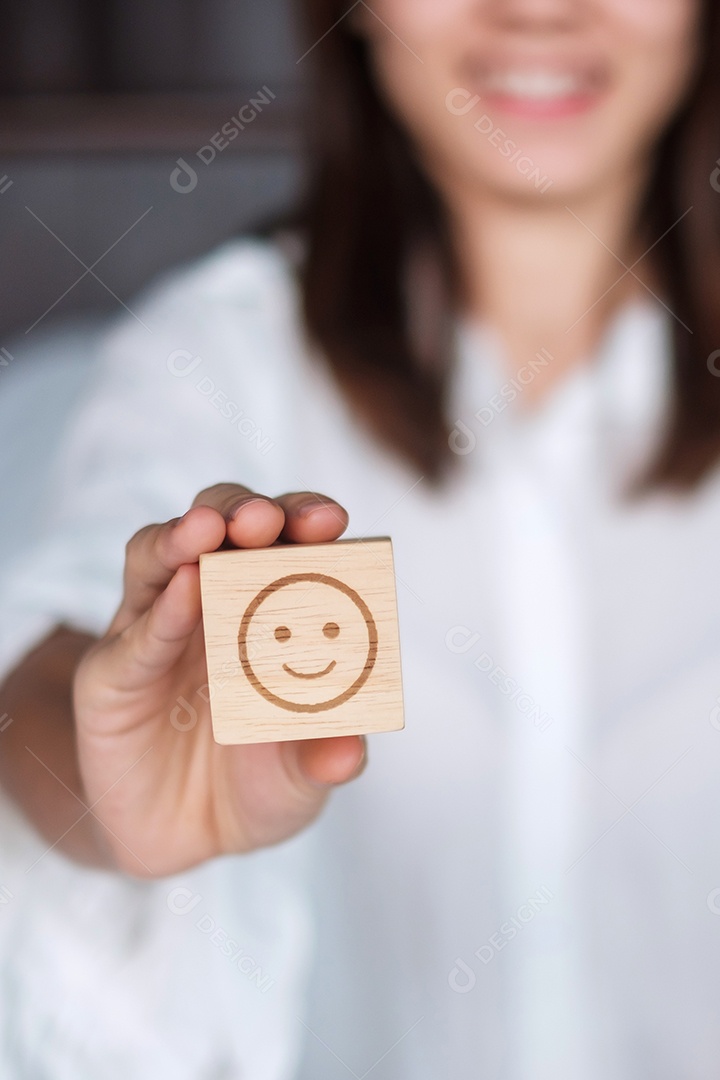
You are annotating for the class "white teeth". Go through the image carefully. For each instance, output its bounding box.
[484,71,584,100]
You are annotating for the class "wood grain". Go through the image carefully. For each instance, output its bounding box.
[199,538,405,744]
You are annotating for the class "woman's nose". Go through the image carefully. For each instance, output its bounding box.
[483,0,588,34]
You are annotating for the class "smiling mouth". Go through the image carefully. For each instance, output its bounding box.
[482,69,600,100]
[283,660,337,680]
[461,56,608,110]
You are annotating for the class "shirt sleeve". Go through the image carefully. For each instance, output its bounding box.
[0,240,289,679]
[0,241,314,1079]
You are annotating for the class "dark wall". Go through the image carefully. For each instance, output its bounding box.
[1,153,302,342]
[0,2,304,340]
[0,0,300,93]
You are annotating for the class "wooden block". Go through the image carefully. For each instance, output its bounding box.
[199,538,405,744]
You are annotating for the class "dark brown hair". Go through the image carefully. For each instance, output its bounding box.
[295,0,720,487]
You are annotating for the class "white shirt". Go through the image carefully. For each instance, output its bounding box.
[1,239,720,1079]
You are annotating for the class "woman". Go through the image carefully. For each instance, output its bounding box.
[1,0,719,1075]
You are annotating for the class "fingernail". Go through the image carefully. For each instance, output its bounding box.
[229,496,268,520]
[296,497,337,518]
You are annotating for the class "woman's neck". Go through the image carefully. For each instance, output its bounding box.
[446,170,653,403]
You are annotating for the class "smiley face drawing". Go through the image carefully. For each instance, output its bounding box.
[238,573,379,713]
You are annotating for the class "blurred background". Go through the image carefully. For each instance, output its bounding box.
[0,0,303,341]
[0,1,305,564]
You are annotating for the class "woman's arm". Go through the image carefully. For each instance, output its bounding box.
[0,626,112,866]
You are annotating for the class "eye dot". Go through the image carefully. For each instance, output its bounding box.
[274,625,291,643]
[323,621,340,639]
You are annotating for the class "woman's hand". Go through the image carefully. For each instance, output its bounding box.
[73,484,366,876]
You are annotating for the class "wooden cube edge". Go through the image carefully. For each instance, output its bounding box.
[199,538,405,743]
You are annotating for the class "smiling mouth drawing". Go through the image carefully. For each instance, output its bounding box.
[283,660,337,680]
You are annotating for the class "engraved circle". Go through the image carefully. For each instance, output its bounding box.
[238,572,379,713]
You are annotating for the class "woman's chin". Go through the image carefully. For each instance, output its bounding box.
[460,145,624,207]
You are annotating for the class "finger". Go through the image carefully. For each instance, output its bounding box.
[192,484,285,548]
[253,736,367,846]
[274,492,349,543]
[286,734,367,789]
[216,735,367,854]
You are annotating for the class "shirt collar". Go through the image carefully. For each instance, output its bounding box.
[452,301,670,489]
